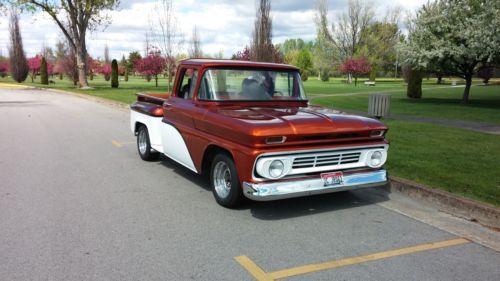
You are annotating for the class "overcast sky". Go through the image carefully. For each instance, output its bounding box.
[0,0,427,60]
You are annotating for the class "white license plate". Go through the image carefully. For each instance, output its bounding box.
[321,172,344,187]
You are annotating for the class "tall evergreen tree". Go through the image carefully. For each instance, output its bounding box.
[40,57,49,85]
[111,59,119,88]
[8,11,28,83]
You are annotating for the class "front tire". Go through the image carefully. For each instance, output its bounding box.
[210,153,243,208]
[137,125,159,161]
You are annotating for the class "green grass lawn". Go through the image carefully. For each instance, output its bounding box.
[309,79,500,124]
[2,74,499,206]
[385,120,500,206]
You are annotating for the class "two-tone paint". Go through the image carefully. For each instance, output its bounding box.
[131,59,389,201]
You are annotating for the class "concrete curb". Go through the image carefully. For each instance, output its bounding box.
[389,176,500,229]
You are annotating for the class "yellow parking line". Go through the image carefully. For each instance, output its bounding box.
[0,83,31,89]
[234,256,273,281]
[269,238,470,279]
[235,238,470,280]
[111,140,135,148]
[111,140,123,148]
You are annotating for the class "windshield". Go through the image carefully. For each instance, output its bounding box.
[197,68,307,101]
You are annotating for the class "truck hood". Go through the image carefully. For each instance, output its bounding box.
[196,104,387,147]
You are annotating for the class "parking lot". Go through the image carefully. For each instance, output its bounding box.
[1,87,499,280]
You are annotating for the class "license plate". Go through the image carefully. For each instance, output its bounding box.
[321,172,344,187]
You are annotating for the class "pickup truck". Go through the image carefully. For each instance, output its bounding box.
[130,59,389,208]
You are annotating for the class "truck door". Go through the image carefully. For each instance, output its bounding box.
[161,67,199,173]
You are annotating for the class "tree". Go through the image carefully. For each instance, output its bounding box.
[104,44,110,64]
[120,55,129,81]
[477,66,495,85]
[357,20,401,80]
[40,56,48,85]
[8,10,28,83]
[150,0,182,91]
[231,46,251,61]
[54,40,67,80]
[251,0,274,62]
[314,0,337,81]
[111,59,118,88]
[98,63,112,81]
[0,61,9,78]
[188,25,203,58]
[0,61,8,77]
[17,0,120,88]
[339,57,371,86]
[400,0,500,103]
[294,49,313,81]
[407,67,423,98]
[128,51,142,74]
[316,0,374,61]
[135,49,166,87]
[56,50,78,86]
[27,55,41,83]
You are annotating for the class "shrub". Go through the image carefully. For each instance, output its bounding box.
[124,68,129,82]
[40,57,48,85]
[111,59,119,88]
[477,66,494,85]
[407,67,423,98]
[320,69,329,81]
[300,70,308,81]
[0,61,8,77]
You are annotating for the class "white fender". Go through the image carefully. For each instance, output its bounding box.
[161,122,198,173]
[130,110,164,153]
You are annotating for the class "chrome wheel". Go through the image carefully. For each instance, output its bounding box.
[138,128,148,155]
[213,161,231,199]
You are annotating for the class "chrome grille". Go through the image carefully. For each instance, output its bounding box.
[292,152,361,169]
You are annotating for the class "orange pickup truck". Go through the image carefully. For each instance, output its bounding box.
[130,59,389,208]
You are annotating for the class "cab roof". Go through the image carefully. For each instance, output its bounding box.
[179,59,299,70]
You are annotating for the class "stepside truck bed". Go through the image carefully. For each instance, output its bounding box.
[130,93,170,154]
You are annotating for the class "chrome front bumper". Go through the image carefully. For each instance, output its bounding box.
[242,169,387,201]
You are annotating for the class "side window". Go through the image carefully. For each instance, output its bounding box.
[177,68,198,99]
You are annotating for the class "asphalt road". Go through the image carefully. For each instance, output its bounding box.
[1,87,499,281]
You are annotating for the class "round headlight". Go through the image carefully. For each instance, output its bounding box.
[369,151,383,167]
[269,160,285,178]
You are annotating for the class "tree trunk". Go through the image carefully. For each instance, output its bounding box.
[75,41,89,88]
[462,75,472,103]
[436,74,443,84]
[354,76,358,86]
[155,75,158,87]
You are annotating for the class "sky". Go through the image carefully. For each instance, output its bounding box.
[0,0,427,60]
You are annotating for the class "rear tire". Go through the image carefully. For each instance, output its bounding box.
[210,153,243,208]
[137,125,159,161]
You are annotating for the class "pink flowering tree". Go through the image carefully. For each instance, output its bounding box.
[27,55,42,82]
[98,63,112,81]
[339,57,371,86]
[0,61,8,77]
[135,50,166,87]
[231,46,251,61]
[55,53,78,86]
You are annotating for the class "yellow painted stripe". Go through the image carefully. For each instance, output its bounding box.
[269,238,470,279]
[234,256,273,281]
[0,83,30,89]
[111,140,123,148]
